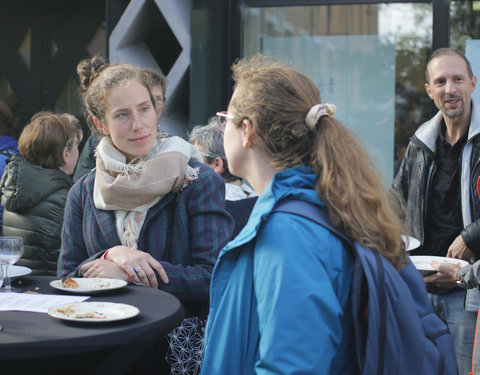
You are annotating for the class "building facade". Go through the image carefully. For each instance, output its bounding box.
[0,0,479,181]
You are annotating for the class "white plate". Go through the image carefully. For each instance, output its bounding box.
[409,255,469,276]
[8,265,32,278]
[49,278,127,294]
[48,302,139,323]
[401,235,421,251]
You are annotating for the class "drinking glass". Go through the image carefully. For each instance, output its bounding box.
[0,236,23,292]
[0,263,4,289]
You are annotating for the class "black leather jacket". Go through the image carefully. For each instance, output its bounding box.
[393,110,480,258]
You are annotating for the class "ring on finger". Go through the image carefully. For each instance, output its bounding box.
[134,266,142,274]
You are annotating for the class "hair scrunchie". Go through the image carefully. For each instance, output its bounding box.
[306,103,337,129]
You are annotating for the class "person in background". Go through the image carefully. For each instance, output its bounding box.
[392,48,480,374]
[0,111,82,275]
[141,67,167,122]
[58,57,233,374]
[200,54,406,374]
[189,117,256,201]
[73,66,167,182]
[189,118,257,239]
[0,101,19,235]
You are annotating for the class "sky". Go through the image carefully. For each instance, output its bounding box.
[378,3,432,39]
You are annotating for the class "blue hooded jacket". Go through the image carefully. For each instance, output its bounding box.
[201,166,356,375]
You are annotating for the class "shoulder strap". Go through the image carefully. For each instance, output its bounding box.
[273,199,347,241]
[373,249,386,375]
[273,199,385,374]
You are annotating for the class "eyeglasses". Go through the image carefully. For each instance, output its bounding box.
[216,111,234,132]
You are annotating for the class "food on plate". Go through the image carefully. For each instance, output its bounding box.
[409,255,469,276]
[61,278,79,288]
[96,281,111,288]
[443,260,463,266]
[427,258,466,267]
[50,278,126,294]
[56,304,106,319]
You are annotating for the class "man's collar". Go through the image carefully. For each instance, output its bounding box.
[439,118,469,148]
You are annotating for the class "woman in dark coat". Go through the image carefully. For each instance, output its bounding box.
[57,57,233,374]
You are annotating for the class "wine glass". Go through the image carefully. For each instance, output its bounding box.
[0,265,3,331]
[0,236,24,292]
[0,263,4,289]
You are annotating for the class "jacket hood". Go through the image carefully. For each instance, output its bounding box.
[0,155,72,212]
[224,165,323,249]
[414,99,480,151]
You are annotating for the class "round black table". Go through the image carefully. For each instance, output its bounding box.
[0,276,184,374]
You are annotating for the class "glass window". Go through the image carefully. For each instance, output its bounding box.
[450,1,480,53]
[243,4,432,183]
[451,1,480,104]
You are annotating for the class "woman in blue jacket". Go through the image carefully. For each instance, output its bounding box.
[200,55,406,374]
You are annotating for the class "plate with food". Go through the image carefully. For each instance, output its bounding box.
[401,235,421,252]
[49,278,127,294]
[48,302,139,323]
[409,255,469,276]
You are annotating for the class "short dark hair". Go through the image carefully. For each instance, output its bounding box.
[18,111,82,169]
[141,67,167,101]
[425,48,473,83]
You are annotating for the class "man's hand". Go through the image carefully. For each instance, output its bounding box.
[446,235,473,261]
[423,261,461,288]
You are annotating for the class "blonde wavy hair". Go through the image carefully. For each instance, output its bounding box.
[229,54,406,268]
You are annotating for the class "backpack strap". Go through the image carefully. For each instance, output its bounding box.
[273,199,348,242]
[351,253,367,372]
[273,199,376,372]
[373,250,386,375]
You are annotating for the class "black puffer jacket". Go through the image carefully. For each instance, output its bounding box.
[392,106,480,258]
[0,155,73,275]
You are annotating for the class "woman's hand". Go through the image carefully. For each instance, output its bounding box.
[423,261,461,288]
[81,259,128,280]
[104,245,169,288]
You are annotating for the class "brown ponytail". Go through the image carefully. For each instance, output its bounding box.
[312,116,405,267]
[230,54,406,268]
